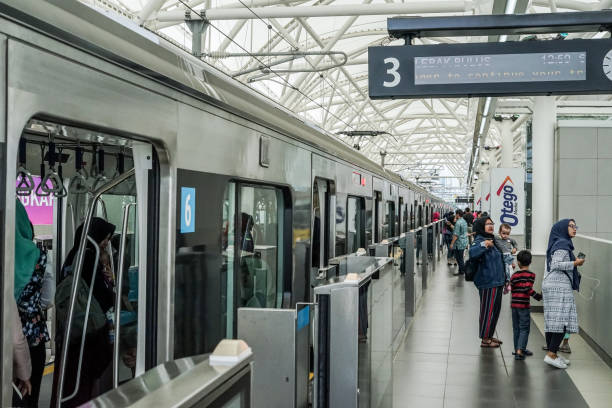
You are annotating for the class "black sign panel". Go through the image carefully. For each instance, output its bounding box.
[368,39,612,99]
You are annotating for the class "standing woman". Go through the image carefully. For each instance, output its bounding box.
[443,213,456,266]
[542,219,583,369]
[14,199,49,407]
[469,217,506,348]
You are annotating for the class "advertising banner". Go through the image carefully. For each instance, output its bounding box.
[481,181,491,214]
[490,168,525,235]
[16,176,54,225]
[474,183,481,211]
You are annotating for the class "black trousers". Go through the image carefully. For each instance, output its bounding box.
[13,342,45,407]
[545,331,566,354]
[454,248,466,274]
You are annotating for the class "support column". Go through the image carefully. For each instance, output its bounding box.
[501,119,514,168]
[531,96,556,254]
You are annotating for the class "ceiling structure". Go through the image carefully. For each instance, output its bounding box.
[80,0,612,201]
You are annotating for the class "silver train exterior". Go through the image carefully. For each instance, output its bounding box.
[0,0,451,405]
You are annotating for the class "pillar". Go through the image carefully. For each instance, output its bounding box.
[501,119,514,168]
[531,96,556,254]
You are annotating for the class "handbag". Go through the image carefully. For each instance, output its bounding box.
[464,256,481,282]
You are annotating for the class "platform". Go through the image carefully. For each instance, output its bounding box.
[393,257,612,408]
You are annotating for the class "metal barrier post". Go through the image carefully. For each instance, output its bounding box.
[403,231,416,319]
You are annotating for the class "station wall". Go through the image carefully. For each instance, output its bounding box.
[555,122,612,242]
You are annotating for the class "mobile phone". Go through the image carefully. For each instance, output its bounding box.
[577,252,586,260]
[12,382,23,400]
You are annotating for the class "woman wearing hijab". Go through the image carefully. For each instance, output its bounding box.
[51,217,116,407]
[443,212,456,266]
[14,199,48,408]
[469,216,506,348]
[542,219,584,369]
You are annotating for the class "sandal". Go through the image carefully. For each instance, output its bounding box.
[480,340,500,348]
[491,337,503,344]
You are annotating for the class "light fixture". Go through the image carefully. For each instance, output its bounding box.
[499,34,508,42]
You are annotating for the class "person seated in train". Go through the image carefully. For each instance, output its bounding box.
[52,218,117,407]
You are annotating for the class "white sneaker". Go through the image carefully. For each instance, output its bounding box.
[558,355,571,366]
[544,355,568,369]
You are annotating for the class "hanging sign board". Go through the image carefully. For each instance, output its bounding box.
[368,39,612,99]
[490,168,525,235]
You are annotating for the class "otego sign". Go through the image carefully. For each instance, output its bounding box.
[490,168,524,235]
[496,176,519,226]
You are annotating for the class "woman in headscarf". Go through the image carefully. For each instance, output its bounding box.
[51,217,116,407]
[14,199,48,407]
[469,216,506,348]
[542,219,584,369]
[443,212,456,266]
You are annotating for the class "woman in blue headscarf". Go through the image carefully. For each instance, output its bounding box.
[542,219,585,369]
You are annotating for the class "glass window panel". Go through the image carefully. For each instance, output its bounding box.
[238,185,283,309]
[347,197,365,254]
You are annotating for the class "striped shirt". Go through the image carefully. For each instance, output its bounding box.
[510,270,538,309]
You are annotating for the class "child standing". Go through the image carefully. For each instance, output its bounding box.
[511,250,542,360]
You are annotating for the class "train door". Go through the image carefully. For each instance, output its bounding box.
[9,119,158,407]
[311,178,334,269]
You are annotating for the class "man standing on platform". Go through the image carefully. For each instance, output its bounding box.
[450,209,468,276]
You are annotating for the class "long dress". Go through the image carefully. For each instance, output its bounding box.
[542,249,579,334]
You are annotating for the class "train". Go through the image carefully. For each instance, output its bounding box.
[0,0,451,406]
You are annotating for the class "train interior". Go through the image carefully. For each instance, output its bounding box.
[13,117,154,406]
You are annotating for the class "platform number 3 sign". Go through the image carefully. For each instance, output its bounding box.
[181,187,196,233]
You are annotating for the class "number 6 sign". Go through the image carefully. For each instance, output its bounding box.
[181,187,196,233]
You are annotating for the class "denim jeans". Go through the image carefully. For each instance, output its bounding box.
[512,308,531,352]
[454,248,465,273]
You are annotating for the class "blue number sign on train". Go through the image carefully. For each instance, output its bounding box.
[181,187,196,233]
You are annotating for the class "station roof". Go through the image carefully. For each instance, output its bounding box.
[80,0,611,200]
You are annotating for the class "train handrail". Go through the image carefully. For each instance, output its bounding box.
[113,202,136,389]
[56,168,135,408]
[16,166,35,197]
[61,236,100,404]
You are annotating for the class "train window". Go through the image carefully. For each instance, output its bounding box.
[365,198,373,246]
[312,179,331,268]
[374,192,381,243]
[335,193,347,256]
[382,201,395,239]
[237,185,285,309]
[410,203,415,230]
[347,196,366,253]
[418,205,423,228]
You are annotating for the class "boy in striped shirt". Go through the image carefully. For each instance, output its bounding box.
[511,250,542,360]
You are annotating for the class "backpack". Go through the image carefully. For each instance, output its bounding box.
[464,256,481,282]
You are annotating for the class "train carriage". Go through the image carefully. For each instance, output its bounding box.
[0,1,449,406]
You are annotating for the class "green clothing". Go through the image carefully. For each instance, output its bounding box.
[453,218,469,250]
[14,199,40,300]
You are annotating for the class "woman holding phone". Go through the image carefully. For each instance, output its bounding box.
[542,219,585,369]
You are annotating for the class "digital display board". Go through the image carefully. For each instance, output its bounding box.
[414,52,586,85]
[368,39,612,99]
